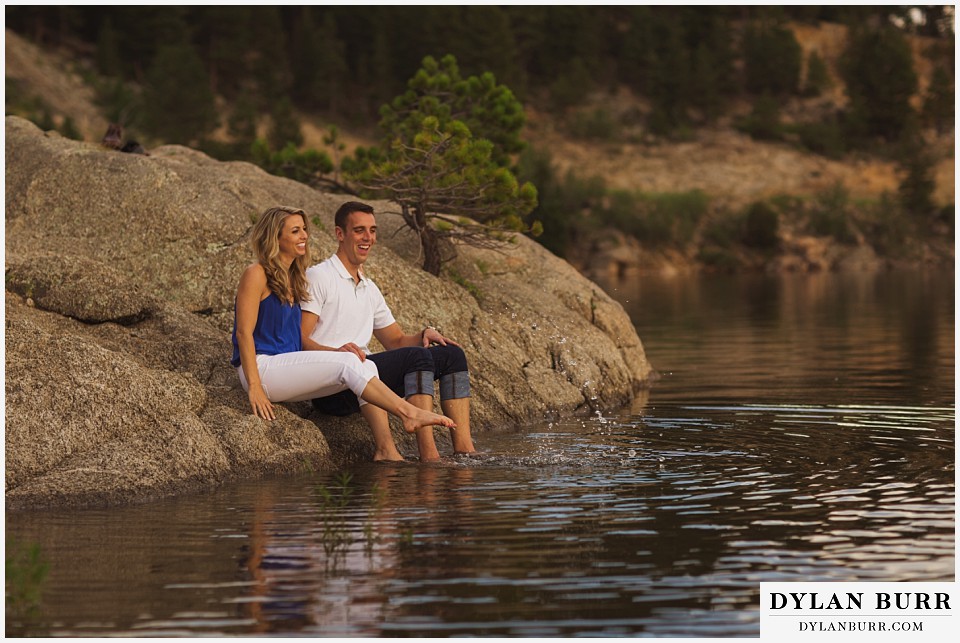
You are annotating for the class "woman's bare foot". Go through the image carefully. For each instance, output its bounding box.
[398,401,456,434]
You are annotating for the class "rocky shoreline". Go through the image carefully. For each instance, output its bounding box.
[4,116,655,511]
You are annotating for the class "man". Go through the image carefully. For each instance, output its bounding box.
[301,201,476,462]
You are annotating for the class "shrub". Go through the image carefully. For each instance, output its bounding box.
[792,118,848,159]
[738,94,783,141]
[600,189,708,247]
[861,192,916,255]
[251,139,334,185]
[809,182,856,243]
[568,108,620,141]
[802,51,832,97]
[741,201,780,249]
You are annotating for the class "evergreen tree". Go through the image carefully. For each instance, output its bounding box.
[114,6,191,79]
[841,26,918,141]
[898,134,937,218]
[378,55,526,168]
[743,23,803,96]
[802,51,832,97]
[355,22,397,120]
[647,20,691,134]
[922,65,954,135]
[290,8,350,112]
[250,7,292,98]
[227,95,259,157]
[550,57,593,111]
[458,6,523,94]
[314,12,349,114]
[268,96,303,149]
[290,8,325,108]
[619,6,656,94]
[196,6,254,98]
[350,117,538,276]
[690,43,724,123]
[94,16,121,77]
[349,56,537,275]
[141,41,217,144]
[516,146,573,257]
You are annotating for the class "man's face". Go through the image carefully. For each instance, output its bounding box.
[336,210,377,268]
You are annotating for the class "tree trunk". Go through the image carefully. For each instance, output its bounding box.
[421,227,443,276]
[404,205,443,276]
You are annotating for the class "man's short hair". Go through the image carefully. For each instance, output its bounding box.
[334,201,375,230]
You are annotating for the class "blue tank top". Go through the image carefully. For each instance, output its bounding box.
[231,293,302,367]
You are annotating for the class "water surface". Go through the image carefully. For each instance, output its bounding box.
[6,271,954,636]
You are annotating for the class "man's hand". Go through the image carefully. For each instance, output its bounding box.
[422,326,460,348]
[337,343,366,361]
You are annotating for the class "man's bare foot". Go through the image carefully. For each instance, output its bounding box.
[373,448,405,462]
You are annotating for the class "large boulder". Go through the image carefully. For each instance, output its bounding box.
[4,116,655,509]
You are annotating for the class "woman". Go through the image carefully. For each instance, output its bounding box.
[231,205,455,440]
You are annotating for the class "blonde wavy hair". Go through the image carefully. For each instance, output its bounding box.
[250,205,310,304]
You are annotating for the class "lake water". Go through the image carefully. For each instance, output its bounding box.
[5,271,955,637]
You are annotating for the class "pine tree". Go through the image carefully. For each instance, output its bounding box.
[743,23,803,96]
[378,55,526,168]
[350,117,538,276]
[141,41,218,144]
[94,16,121,77]
[348,56,538,275]
[898,134,937,218]
[268,96,303,150]
[314,12,349,114]
[802,51,832,97]
[197,6,254,98]
[227,95,259,158]
[841,26,918,141]
[922,65,954,135]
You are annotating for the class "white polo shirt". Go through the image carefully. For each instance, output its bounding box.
[302,254,396,354]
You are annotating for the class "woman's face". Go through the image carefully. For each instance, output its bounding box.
[277,214,308,261]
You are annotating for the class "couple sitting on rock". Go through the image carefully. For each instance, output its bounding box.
[231,201,476,462]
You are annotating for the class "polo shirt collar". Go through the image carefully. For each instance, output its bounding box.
[330,253,369,285]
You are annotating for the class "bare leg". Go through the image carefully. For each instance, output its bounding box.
[359,377,455,435]
[408,393,442,462]
[359,405,405,462]
[442,397,475,454]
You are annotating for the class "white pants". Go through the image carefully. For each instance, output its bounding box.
[237,352,378,405]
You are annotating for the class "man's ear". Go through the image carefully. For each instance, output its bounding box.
[334,226,344,242]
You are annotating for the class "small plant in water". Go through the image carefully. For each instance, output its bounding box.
[315,472,355,563]
[5,537,49,634]
[362,482,387,558]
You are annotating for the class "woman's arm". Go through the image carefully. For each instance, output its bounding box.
[235,264,275,420]
[301,310,366,361]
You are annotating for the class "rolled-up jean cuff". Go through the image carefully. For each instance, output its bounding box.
[439,371,471,400]
[404,370,435,397]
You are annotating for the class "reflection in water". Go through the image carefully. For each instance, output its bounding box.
[5,271,954,637]
[597,271,954,405]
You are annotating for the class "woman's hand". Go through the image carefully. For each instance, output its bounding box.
[248,383,275,421]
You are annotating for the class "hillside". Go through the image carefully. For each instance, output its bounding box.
[4,22,954,277]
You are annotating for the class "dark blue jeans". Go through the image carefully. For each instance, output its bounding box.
[311,345,470,416]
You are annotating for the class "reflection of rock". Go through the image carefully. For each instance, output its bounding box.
[568,224,888,278]
[4,115,654,509]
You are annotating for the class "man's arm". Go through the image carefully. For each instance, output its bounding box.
[301,310,366,361]
[374,322,460,351]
